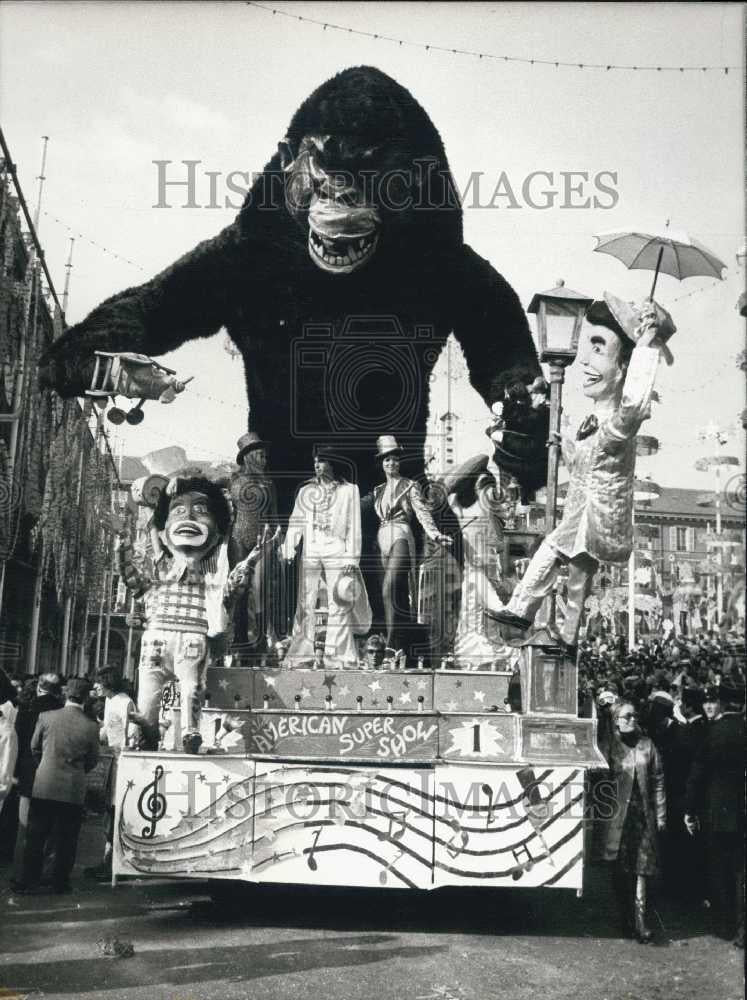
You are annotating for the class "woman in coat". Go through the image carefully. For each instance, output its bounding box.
[601,700,666,942]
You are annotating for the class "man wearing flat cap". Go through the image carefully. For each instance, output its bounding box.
[489,294,675,651]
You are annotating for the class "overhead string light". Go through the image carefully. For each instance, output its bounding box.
[42,210,145,272]
[246,2,736,74]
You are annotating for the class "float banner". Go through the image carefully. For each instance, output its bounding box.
[245,711,439,761]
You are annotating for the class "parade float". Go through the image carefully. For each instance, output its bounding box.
[37,66,709,898]
[112,632,604,894]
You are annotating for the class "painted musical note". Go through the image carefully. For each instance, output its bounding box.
[138,765,166,839]
[446,818,470,859]
[306,826,323,871]
[377,810,407,842]
[379,848,405,885]
[510,844,534,881]
[516,767,555,866]
[480,783,495,827]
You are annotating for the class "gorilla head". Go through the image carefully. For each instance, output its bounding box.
[272,66,461,276]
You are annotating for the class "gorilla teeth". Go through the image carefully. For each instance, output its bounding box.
[308,229,378,272]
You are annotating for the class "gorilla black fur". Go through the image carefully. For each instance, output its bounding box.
[40,66,545,508]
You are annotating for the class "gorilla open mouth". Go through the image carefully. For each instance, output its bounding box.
[308,227,379,274]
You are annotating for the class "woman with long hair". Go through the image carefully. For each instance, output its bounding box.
[601,700,666,942]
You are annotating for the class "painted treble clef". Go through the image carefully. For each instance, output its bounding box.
[138,765,166,838]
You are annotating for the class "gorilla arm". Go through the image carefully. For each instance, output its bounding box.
[38,221,245,398]
[449,244,548,492]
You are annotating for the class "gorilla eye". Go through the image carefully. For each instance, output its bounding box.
[307,150,327,183]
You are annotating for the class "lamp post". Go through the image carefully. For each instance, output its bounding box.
[695,424,739,624]
[527,281,593,539]
[630,473,661,650]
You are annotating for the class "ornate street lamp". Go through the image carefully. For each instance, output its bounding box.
[527,281,593,538]
[516,283,592,720]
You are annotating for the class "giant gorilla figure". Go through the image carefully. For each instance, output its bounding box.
[39,67,547,650]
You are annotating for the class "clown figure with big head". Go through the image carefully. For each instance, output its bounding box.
[112,476,275,753]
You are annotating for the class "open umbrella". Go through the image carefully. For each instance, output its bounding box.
[593,227,727,299]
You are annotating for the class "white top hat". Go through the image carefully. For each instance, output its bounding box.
[375,435,403,459]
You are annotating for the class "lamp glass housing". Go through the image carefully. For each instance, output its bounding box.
[530,651,577,715]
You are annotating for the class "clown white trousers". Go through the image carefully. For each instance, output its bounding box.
[137,629,208,742]
[287,537,359,666]
[505,540,597,646]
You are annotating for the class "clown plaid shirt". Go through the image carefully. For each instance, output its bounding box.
[117,535,247,635]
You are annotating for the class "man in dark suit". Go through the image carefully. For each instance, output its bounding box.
[11,678,99,894]
[10,673,63,876]
[685,684,746,947]
[665,687,707,901]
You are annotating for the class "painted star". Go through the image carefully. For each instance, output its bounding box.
[218,679,230,690]
[473,690,486,703]
[338,685,350,697]
[371,699,379,706]
[264,676,277,688]
[322,673,337,694]
[455,680,463,688]
[222,774,231,784]
[126,780,135,790]
[368,679,381,692]
[446,700,458,712]
[300,686,311,699]
[416,679,427,690]
[402,680,410,688]
[398,691,412,704]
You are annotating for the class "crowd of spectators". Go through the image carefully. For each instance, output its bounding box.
[578,628,746,717]
[579,627,745,949]
[0,631,743,948]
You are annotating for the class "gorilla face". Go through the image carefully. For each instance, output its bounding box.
[281,134,382,275]
[276,65,461,278]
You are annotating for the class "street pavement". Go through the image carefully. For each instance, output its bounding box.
[0,815,743,1000]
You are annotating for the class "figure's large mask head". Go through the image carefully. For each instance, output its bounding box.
[281,134,382,275]
[159,489,222,562]
[576,325,626,402]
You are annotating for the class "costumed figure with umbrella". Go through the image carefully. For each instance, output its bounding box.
[488,221,727,651]
[489,294,676,652]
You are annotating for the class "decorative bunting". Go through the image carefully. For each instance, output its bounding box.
[246,2,737,75]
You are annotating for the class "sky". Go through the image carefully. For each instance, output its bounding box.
[1,1,744,493]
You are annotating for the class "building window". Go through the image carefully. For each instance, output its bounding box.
[675,527,689,551]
